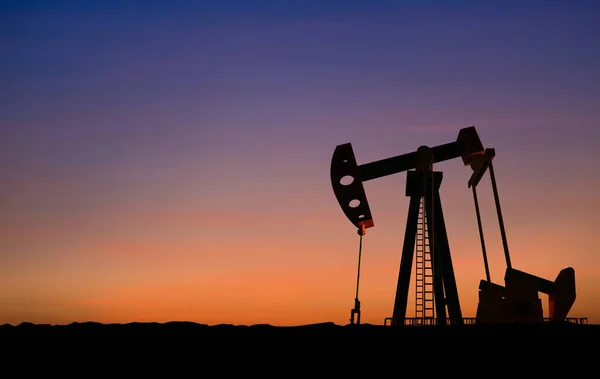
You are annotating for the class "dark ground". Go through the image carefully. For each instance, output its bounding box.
[2,320,599,336]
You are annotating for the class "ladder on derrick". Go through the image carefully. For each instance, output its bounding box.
[415,196,434,322]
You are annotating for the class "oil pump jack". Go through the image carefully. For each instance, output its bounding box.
[330,126,578,326]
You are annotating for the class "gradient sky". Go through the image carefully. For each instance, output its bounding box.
[2,0,599,326]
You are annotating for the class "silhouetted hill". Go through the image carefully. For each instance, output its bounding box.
[1,321,599,336]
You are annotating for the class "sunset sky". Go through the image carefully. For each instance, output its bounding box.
[2,0,599,326]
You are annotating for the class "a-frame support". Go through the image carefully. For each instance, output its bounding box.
[391,169,463,325]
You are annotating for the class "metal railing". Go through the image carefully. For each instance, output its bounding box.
[384,317,588,326]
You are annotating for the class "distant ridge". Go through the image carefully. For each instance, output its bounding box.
[1,321,598,336]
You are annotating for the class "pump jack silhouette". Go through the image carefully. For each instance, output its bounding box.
[330,126,579,326]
